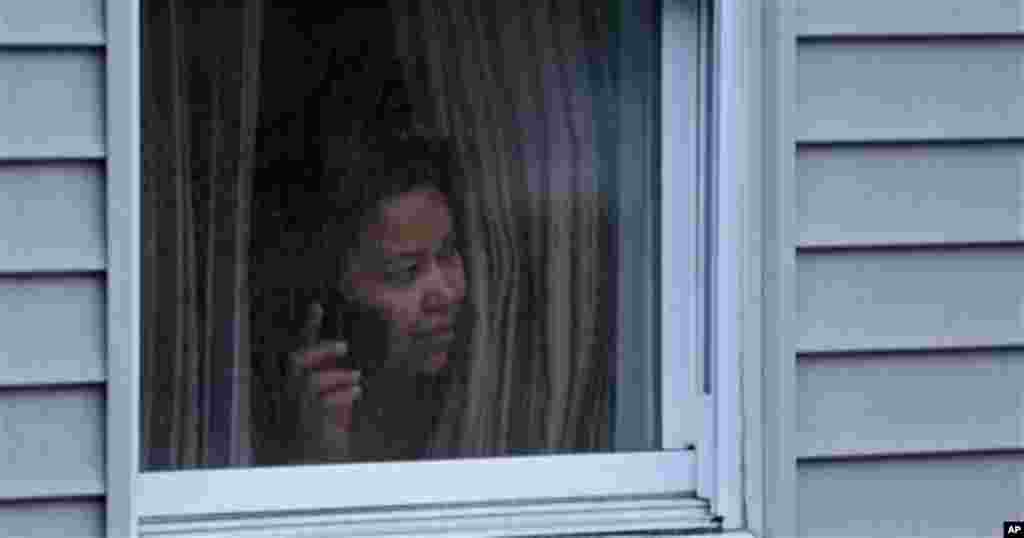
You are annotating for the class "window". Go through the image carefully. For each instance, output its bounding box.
[105,0,756,536]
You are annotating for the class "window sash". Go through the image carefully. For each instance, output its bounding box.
[661,0,710,454]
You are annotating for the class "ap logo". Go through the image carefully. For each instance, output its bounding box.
[1005,521,1024,537]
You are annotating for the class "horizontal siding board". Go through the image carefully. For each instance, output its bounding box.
[0,499,104,538]
[0,49,104,159]
[797,40,1024,142]
[0,385,104,500]
[0,0,104,46]
[796,0,1024,36]
[798,350,1024,458]
[798,454,1024,538]
[797,249,1024,352]
[0,276,104,387]
[797,143,1024,246]
[0,162,106,273]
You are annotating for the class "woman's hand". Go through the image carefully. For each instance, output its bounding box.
[290,302,363,432]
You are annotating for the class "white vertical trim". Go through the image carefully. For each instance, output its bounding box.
[763,0,799,536]
[695,0,716,506]
[661,0,704,453]
[712,0,736,524]
[1017,63,1024,338]
[1017,130,1024,239]
[106,0,141,536]
[714,0,762,530]
[736,0,765,535]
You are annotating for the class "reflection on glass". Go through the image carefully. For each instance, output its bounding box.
[141,0,660,470]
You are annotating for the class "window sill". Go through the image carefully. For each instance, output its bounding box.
[138,451,717,537]
[139,495,719,537]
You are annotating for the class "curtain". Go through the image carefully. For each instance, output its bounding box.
[390,0,617,455]
[142,0,264,469]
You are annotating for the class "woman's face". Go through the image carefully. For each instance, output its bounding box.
[344,186,466,374]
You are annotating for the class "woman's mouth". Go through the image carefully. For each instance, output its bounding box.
[428,328,455,342]
[422,320,455,336]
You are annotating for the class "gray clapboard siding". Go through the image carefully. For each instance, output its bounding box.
[0,386,104,500]
[796,0,1024,37]
[797,249,1024,353]
[797,143,1024,246]
[0,499,104,538]
[0,0,104,46]
[797,39,1024,142]
[0,49,105,159]
[798,454,1024,538]
[0,276,105,387]
[0,162,106,273]
[798,350,1024,458]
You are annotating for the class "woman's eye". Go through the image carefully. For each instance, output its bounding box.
[386,265,418,285]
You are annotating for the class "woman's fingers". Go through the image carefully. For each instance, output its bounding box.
[318,374,362,432]
[294,340,349,371]
[321,382,363,408]
[312,368,362,398]
[290,306,360,432]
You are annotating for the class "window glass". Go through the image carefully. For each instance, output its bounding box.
[141,0,662,470]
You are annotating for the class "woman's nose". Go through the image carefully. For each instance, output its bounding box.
[422,259,461,309]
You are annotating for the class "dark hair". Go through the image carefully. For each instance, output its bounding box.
[308,135,473,462]
[316,134,463,292]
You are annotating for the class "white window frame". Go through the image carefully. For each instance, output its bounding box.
[663,0,760,533]
[104,0,763,536]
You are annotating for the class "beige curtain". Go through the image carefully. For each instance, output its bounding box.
[142,0,264,469]
[391,0,615,455]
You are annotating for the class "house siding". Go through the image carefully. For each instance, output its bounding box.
[0,0,104,46]
[0,2,108,537]
[791,1,1024,536]
[795,0,1024,36]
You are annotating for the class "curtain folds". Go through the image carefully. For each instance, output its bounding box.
[142,0,264,469]
[391,0,615,455]
[143,0,623,466]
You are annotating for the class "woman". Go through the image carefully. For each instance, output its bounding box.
[288,135,474,463]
